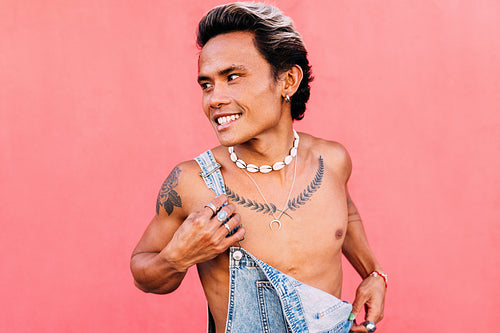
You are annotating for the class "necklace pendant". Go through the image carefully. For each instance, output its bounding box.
[270,219,282,231]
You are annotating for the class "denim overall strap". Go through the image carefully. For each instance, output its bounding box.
[229,248,353,333]
[194,150,226,196]
[194,150,226,333]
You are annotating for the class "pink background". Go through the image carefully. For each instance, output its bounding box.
[1,0,499,332]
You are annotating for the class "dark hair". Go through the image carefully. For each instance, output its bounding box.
[196,2,313,120]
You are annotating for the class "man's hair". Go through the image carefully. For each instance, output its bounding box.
[196,2,313,121]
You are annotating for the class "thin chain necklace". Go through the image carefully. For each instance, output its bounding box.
[241,148,298,231]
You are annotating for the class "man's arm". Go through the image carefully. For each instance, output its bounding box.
[327,142,386,332]
[343,190,386,331]
[130,163,245,294]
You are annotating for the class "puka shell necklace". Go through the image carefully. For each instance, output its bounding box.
[228,130,299,173]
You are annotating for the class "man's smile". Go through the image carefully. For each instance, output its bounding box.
[216,114,240,125]
[213,113,242,131]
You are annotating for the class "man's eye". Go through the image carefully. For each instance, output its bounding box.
[200,82,212,90]
[228,74,240,81]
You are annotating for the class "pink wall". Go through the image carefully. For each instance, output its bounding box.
[1,1,498,332]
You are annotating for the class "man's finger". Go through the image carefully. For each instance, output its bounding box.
[225,212,241,229]
[349,322,368,333]
[350,291,366,320]
[216,213,241,238]
[203,194,228,216]
[220,223,246,248]
[365,301,384,324]
[211,203,236,225]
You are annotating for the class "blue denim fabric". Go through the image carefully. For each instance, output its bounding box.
[221,247,352,333]
[195,151,352,333]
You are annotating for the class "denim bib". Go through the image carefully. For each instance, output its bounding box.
[195,150,353,333]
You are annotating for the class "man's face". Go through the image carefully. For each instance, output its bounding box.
[198,31,283,146]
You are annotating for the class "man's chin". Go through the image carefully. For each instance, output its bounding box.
[215,131,240,147]
[216,137,238,147]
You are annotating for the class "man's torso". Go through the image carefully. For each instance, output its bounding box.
[176,134,351,331]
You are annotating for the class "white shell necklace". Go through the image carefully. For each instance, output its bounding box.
[235,130,299,230]
[228,129,299,173]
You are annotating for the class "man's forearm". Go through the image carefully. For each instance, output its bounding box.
[130,251,188,294]
[343,193,384,277]
[342,220,383,278]
[341,191,387,330]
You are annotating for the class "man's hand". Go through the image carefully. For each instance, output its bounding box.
[162,194,245,272]
[131,194,245,294]
[349,273,386,332]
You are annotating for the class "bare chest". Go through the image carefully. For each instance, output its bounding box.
[224,165,348,273]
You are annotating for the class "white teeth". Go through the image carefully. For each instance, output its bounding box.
[217,114,240,125]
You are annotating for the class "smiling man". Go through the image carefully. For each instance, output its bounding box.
[131,3,386,333]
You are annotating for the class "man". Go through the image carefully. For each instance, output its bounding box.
[131,3,386,332]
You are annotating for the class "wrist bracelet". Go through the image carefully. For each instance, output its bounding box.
[368,270,388,288]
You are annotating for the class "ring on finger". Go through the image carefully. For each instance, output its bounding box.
[205,202,218,216]
[216,210,228,222]
[362,321,376,333]
[223,223,231,233]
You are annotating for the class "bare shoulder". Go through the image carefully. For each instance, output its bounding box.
[299,132,352,183]
[155,158,214,219]
[132,158,214,256]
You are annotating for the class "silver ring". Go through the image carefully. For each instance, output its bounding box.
[216,210,228,222]
[223,223,231,233]
[362,321,376,333]
[205,202,217,216]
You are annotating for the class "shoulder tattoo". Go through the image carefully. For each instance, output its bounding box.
[156,167,182,215]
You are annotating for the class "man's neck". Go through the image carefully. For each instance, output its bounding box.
[232,126,296,166]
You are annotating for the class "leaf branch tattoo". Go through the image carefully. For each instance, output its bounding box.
[225,187,292,218]
[287,156,324,211]
[226,156,324,218]
[156,167,182,215]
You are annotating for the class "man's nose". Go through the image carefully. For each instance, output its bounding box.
[209,84,231,108]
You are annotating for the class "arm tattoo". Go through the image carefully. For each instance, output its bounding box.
[347,193,362,223]
[226,156,324,218]
[156,167,182,215]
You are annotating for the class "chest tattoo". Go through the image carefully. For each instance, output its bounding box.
[226,156,324,218]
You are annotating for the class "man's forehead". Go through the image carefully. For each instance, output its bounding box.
[198,31,263,74]
[201,31,257,54]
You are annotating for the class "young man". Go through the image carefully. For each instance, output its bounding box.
[131,3,386,333]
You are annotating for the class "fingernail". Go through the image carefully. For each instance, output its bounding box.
[348,313,356,321]
[240,224,244,227]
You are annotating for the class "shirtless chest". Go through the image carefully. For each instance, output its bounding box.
[189,149,349,329]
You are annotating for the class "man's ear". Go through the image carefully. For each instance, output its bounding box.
[281,65,303,99]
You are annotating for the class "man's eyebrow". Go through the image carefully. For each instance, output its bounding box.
[197,65,247,83]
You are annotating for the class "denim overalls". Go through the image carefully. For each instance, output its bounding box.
[195,150,353,333]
